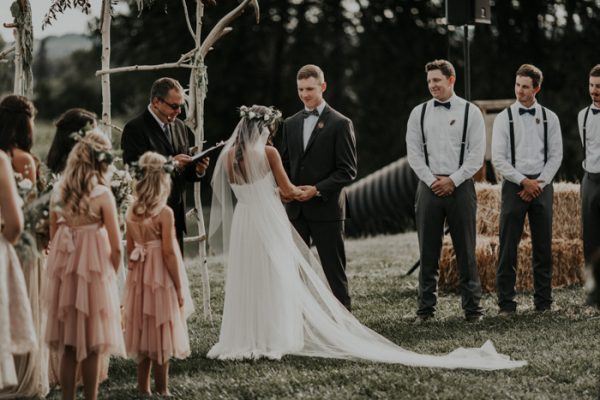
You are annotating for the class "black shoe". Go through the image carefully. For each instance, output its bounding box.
[498,309,516,317]
[465,314,483,322]
[535,305,551,313]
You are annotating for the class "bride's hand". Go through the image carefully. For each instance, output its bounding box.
[277,187,293,203]
[176,288,184,308]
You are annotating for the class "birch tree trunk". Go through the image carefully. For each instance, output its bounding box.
[186,0,213,320]
[100,0,112,137]
[12,26,23,95]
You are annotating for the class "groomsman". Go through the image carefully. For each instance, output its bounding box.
[406,59,485,322]
[492,64,563,315]
[579,64,600,265]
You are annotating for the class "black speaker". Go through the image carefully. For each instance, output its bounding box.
[446,0,491,26]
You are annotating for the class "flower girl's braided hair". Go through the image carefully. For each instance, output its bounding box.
[234,105,282,167]
[132,152,172,217]
[59,130,112,218]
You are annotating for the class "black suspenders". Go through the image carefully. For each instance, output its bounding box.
[583,106,591,168]
[420,103,429,166]
[459,103,470,167]
[420,101,470,168]
[507,106,548,167]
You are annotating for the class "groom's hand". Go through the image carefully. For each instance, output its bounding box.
[296,185,319,201]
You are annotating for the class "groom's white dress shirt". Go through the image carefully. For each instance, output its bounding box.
[578,104,600,173]
[406,93,485,188]
[303,101,327,149]
[491,101,563,187]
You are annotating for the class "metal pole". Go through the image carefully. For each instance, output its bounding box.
[463,24,471,101]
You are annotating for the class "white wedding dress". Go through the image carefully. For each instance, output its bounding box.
[207,117,526,370]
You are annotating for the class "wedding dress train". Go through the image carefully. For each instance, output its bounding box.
[207,113,526,370]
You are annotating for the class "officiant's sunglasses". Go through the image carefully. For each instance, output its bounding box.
[158,97,185,111]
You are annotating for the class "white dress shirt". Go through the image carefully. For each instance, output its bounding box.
[406,93,486,188]
[491,101,563,187]
[303,101,327,149]
[578,103,600,173]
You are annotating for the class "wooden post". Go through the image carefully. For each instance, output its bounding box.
[100,0,112,137]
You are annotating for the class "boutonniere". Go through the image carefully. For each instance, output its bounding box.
[536,118,540,124]
[317,121,324,129]
[449,119,456,126]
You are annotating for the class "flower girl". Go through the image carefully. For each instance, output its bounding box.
[44,131,125,400]
[123,151,193,396]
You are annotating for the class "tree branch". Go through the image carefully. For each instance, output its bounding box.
[181,0,196,41]
[96,62,196,76]
[199,0,259,58]
[0,45,15,60]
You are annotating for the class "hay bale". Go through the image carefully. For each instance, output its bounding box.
[475,182,581,240]
[439,236,584,293]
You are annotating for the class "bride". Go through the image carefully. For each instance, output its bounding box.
[207,105,526,370]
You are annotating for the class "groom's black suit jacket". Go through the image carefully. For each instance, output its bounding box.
[121,109,201,236]
[279,104,357,221]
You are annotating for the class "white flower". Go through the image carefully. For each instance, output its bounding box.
[111,180,120,188]
[248,111,256,119]
[18,179,33,191]
[264,114,270,121]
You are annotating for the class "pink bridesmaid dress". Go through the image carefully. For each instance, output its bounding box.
[44,185,125,362]
[122,207,194,365]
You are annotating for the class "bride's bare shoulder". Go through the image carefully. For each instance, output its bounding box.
[264,145,280,160]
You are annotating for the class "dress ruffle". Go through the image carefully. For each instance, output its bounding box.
[44,223,125,362]
[123,240,193,365]
[0,236,36,389]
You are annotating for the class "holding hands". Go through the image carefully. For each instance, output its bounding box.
[279,185,319,203]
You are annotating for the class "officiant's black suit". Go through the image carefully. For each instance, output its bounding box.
[279,104,357,309]
[121,109,201,251]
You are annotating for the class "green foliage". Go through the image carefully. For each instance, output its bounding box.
[33,0,600,182]
[43,232,600,399]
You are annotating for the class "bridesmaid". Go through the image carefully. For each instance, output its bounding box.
[47,108,97,174]
[0,95,48,398]
[45,130,124,400]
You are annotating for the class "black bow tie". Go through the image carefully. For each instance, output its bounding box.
[519,108,535,116]
[302,109,319,118]
[433,100,451,109]
[592,109,600,115]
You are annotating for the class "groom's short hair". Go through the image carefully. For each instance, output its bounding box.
[425,59,456,78]
[590,64,600,77]
[297,65,325,84]
[150,77,184,102]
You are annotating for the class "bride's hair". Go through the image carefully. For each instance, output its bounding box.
[132,151,171,217]
[234,105,282,167]
[59,130,112,218]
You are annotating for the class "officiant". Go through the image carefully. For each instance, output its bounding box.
[121,77,209,252]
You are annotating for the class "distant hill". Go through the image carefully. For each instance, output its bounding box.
[36,34,93,61]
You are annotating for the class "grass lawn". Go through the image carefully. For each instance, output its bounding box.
[45,232,600,399]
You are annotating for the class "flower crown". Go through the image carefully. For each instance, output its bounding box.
[69,130,114,164]
[129,157,176,180]
[238,105,282,125]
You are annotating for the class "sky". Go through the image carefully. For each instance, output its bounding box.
[0,1,127,42]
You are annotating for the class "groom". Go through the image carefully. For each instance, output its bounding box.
[279,64,358,310]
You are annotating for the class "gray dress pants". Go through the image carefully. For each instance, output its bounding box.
[415,179,483,317]
[496,179,553,311]
[581,172,600,265]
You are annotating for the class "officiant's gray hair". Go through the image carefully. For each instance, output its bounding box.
[150,77,184,101]
[297,64,325,84]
